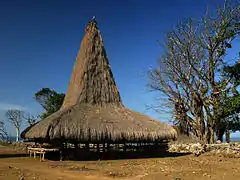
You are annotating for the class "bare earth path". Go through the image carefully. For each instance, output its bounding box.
[0,146,240,180]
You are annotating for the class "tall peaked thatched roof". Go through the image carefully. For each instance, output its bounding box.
[61,21,122,109]
[21,19,177,142]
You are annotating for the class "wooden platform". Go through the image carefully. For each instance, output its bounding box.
[27,147,59,161]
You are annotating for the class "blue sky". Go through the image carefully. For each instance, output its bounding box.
[0,0,239,137]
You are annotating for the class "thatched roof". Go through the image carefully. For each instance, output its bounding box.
[21,19,177,142]
[21,104,176,142]
[61,21,122,109]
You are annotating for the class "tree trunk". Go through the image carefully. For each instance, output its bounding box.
[193,99,205,142]
[216,126,225,142]
[225,129,230,143]
[209,127,215,144]
[195,116,205,141]
[206,124,215,144]
[16,128,19,142]
[217,130,224,142]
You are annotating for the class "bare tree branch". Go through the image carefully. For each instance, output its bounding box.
[5,109,24,142]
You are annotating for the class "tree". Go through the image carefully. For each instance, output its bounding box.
[148,1,240,143]
[215,94,240,142]
[24,114,39,126]
[35,88,65,119]
[0,120,7,141]
[215,61,240,142]
[5,110,24,142]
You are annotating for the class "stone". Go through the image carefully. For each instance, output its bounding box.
[168,142,240,157]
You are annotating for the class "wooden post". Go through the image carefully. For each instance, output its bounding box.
[123,143,126,153]
[60,143,64,161]
[74,142,78,160]
[86,142,89,150]
[97,143,100,153]
[103,143,106,153]
[39,153,42,161]
[42,152,45,161]
[60,150,63,161]
[106,143,110,152]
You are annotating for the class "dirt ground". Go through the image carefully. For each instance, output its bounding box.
[0,145,240,180]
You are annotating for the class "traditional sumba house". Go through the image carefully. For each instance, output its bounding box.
[21,19,177,160]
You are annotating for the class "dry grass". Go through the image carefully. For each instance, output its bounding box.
[22,104,177,142]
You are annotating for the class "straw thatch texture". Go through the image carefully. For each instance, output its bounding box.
[22,104,177,142]
[21,20,177,142]
[61,21,122,109]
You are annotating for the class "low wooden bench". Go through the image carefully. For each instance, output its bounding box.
[27,147,59,161]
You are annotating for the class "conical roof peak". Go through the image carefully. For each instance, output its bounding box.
[61,20,123,109]
[86,18,98,32]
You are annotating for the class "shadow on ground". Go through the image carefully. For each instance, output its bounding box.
[0,145,191,161]
[0,153,27,159]
[47,148,192,161]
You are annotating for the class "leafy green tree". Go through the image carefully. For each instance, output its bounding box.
[216,61,240,142]
[35,88,65,119]
[216,95,240,142]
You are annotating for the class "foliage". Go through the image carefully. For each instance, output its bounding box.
[34,88,65,119]
[148,1,240,143]
[5,109,24,142]
[223,61,240,87]
[215,61,240,141]
[216,93,240,121]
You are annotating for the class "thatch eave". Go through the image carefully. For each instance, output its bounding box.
[21,104,177,142]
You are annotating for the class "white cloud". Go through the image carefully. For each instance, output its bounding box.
[0,103,27,111]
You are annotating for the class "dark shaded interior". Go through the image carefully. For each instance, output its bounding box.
[25,142,190,161]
